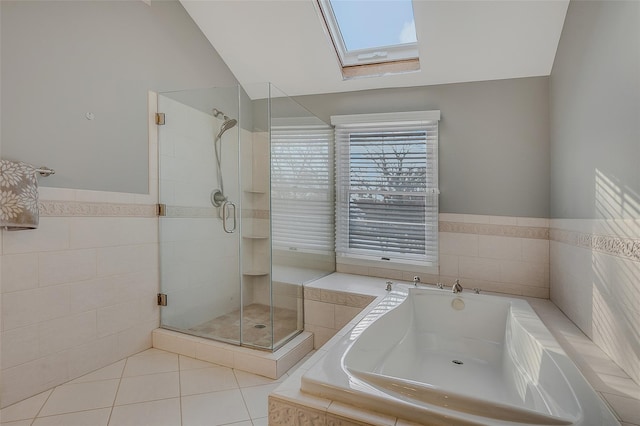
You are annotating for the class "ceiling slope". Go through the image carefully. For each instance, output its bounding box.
[180,0,568,99]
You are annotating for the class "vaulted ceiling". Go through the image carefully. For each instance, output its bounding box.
[180,0,569,99]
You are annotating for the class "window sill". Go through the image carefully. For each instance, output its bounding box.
[336,254,438,277]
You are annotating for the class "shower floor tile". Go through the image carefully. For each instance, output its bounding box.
[187,303,299,348]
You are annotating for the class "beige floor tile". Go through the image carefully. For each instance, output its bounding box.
[251,417,268,426]
[0,389,52,422]
[240,383,280,419]
[0,420,32,426]
[180,366,239,396]
[115,372,179,406]
[39,380,119,417]
[178,355,216,371]
[181,389,250,426]
[108,398,181,426]
[122,349,178,377]
[32,408,110,426]
[233,369,280,388]
[69,360,126,384]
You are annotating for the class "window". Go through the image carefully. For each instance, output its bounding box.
[332,111,439,268]
[315,0,420,78]
[271,120,334,254]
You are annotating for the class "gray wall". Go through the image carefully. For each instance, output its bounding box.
[294,77,550,218]
[1,0,238,193]
[550,1,640,219]
[548,0,640,386]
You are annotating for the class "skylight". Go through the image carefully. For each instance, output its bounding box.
[330,0,417,51]
[317,0,420,78]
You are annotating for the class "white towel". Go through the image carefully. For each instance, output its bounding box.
[0,159,39,230]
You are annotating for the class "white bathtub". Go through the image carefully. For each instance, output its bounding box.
[301,286,619,425]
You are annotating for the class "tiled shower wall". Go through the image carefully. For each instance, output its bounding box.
[157,95,242,331]
[157,96,274,332]
[338,213,550,298]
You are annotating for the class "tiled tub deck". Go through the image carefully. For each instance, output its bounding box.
[270,273,640,426]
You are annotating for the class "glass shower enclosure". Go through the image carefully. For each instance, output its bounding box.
[157,84,334,351]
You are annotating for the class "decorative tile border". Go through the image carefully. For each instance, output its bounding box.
[271,389,370,425]
[304,287,375,309]
[269,395,397,426]
[550,228,640,262]
[164,205,216,218]
[439,221,549,240]
[39,200,156,217]
[159,206,270,219]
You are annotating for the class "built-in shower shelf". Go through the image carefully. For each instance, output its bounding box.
[243,269,270,276]
[244,188,267,194]
[242,233,270,240]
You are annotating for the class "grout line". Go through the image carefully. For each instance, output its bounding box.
[178,354,184,426]
[106,355,128,425]
[29,388,54,426]
[108,395,180,409]
[235,372,253,421]
[29,406,113,422]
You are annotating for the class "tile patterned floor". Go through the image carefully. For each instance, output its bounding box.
[188,304,299,348]
[0,348,313,426]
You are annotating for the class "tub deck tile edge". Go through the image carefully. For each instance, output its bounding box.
[276,273,640,425]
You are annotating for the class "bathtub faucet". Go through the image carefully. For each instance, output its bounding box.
[413,276,421,286]
[452,279,463,293]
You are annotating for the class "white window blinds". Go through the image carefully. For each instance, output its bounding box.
[333,112,439,266]
[271,123,334,254]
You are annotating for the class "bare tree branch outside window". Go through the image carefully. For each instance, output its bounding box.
[348,131,428,255]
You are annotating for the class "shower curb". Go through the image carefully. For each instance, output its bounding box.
[152,328,313,379]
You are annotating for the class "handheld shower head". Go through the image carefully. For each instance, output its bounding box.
[212,108,237,139]
[212,110,237,198]
[216,118,238,139]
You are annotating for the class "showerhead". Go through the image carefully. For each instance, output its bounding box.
[216,118,238,139]
[212,108,237,139]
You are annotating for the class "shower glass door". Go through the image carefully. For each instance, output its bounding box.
[157,86,243,345]
[157,83,334,351]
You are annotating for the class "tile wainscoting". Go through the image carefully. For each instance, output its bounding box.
[0,194,160,408]
[303,287,376,349]
[550,218,640,387]
[337,213,551,299]
[0,92,161,408]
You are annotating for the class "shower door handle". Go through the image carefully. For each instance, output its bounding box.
[222,201,237,233]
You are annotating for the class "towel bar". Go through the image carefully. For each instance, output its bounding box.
[36,167,55,177]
